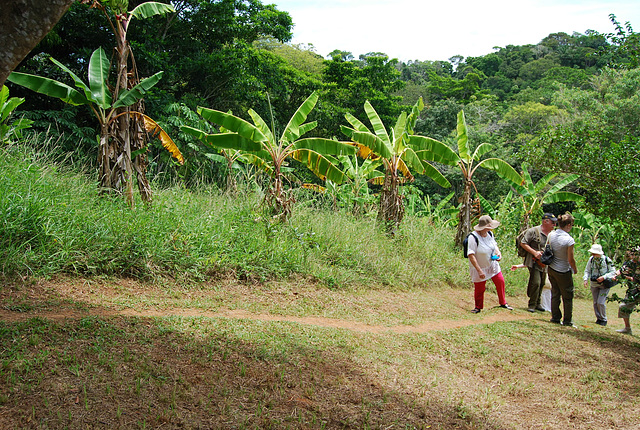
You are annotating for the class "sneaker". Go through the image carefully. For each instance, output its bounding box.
[535,306,547,312]
[527,308,536,313]
[595,320,608,326]
[550,319,561,324]
[617,327,632,334]
[471,308,481,314]
[499,304,513,310]
[562,322,577,328]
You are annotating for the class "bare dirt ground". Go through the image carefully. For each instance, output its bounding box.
[0,276,536,332]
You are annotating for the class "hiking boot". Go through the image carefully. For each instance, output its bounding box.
[617,327,632,334]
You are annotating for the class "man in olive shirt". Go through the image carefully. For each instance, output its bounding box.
[520,213,557,312]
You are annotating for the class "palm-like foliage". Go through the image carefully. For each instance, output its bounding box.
[182,91,356,219]
[418,110,523,246]
[0,85,33,144]
[341,97,452,232]
[336,155,383,215]
[8,48,183,204]
[507,163,584,229]
[10,1,178,205]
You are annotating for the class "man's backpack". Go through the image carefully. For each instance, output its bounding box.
[463,231,493,258]
[516,226,542,258]
[516,230,528,257]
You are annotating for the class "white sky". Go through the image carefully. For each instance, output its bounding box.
[270,0,640,62]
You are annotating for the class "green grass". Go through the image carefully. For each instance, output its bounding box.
[1,289,639,429]
[0,139,476,291]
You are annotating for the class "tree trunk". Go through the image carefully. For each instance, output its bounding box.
[0,0,74,87]
[455,179,473,247]
[109,16,153,206]
[455,179,482,247]
[377,170,403,235]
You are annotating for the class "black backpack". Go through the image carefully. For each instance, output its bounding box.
[463,231,493,258]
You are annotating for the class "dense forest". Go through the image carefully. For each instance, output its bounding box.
[4,0,640,248]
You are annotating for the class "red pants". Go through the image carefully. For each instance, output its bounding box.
[474,272,506,309]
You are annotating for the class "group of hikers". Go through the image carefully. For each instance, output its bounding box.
[465,213,640,333]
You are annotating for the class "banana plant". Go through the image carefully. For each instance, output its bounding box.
[417,110,523,246]
[0,85,33,144]
[341,97,452,232]
[182,91,356,220]
[415,192,458,225]
[8,47,183,203]
[334,154,383,215]
[506,162,584,230]
[81,0,176,204]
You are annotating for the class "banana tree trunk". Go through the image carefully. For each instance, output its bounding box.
[377,168,403,234]
[455,179,473,247]
[112,16,154,206]
[225,158,237,195]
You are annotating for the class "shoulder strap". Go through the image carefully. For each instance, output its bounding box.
[471,232,479,243]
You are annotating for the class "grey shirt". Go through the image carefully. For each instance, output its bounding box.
[548,229,575,273]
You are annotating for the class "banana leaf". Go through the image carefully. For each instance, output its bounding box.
[477,158,523,186]
[129,1,175,19]
[7,72,89,106]
[456,110,471,163]
[113,71,164,109]
[364,100,391,147]
[49,57,94,103]
[291,149,348,184]
[181,126,263,152]
[344,112,370,133]
[282,91,318,143]
[291,138,357,156]
[247,109,275,144]
[88,48,112,110]
[348,130,393,159]
[197,107,269,145]
[130,112,183,164]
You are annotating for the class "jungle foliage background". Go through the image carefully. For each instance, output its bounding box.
[4,0,640,264]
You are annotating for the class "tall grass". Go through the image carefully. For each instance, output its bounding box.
[1,136,593,299]
[0,138,465,289]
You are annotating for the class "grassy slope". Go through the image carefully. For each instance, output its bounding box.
[1,143,640,429]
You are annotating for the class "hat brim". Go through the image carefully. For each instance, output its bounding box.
[474,220,500,231]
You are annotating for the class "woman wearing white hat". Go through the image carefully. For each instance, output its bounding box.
[467,215,513,313]
[583,244,616,326]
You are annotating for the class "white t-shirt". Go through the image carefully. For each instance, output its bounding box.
[467,231,501,282]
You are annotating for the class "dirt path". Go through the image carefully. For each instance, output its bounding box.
[0,305,538,334]
[0,277,545,333]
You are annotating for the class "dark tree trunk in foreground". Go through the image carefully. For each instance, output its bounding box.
[0,0,74,87]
